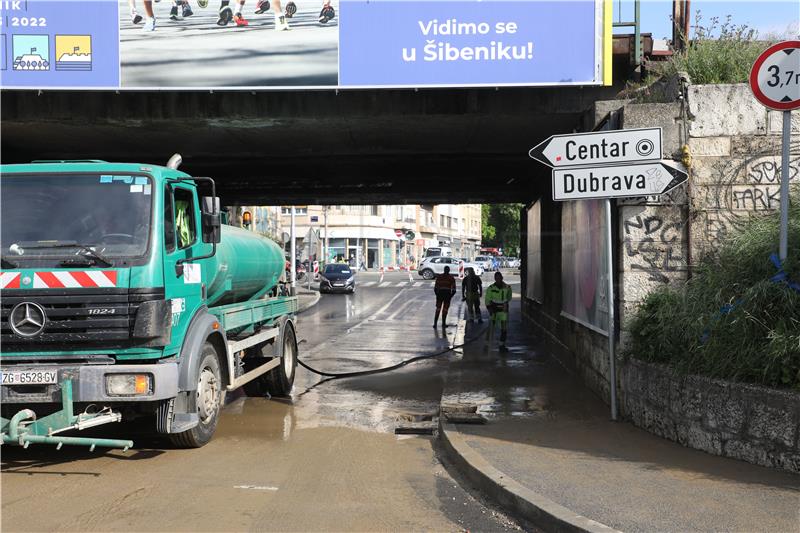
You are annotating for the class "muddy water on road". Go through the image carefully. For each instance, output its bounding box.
[2,279,520,532]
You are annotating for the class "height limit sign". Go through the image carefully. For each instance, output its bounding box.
[750,40,800,262]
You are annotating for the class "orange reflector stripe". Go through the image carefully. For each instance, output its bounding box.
[135,375,148,394]
[212,322,220,330]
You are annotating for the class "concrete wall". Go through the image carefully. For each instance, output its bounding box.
[686,84,800,262]
[621,359,800,474]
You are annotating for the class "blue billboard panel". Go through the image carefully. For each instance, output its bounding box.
[339,0,600,87]
[0,1,119,88]
[0,0,606,90]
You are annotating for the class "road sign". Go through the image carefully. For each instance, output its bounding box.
[529,127,662,168]
[750,40,799,262]
[749,40,800,111]
[551,161,688,201]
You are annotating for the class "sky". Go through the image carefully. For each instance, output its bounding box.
[613,0,800,41]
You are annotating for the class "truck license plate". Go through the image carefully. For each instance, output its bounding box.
[0,370,58,385]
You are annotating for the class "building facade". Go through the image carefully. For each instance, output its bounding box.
[278,204,482,269]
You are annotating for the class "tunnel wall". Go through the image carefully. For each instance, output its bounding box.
[522,84,800,471]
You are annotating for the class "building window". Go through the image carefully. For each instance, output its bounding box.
[281,206,308,215]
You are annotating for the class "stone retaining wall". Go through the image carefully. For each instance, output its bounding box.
[620,359,800,474]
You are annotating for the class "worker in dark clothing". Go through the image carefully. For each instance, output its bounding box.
[462,267,483,323]
[433,265,457,328]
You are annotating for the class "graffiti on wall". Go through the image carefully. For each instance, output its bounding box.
[698,144,799,256]
[623,214,685,283]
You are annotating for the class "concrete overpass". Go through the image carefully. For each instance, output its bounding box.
[1,85,624,205]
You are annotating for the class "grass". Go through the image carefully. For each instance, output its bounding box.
[626,189,800,389]
[628,13,782,98]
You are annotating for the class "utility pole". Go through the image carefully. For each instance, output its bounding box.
[672,0,690,53]
[324,205,329,264]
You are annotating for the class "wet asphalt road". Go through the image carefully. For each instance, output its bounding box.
[1,271,522,532]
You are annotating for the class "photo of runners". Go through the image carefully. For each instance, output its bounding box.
[119,0,338,87]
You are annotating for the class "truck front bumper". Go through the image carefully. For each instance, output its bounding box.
[1,363,179,404]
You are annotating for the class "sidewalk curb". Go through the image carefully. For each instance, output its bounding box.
[438,419,620,533]
[296,291,320,314]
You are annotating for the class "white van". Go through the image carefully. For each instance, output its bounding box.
[424,246,452,258]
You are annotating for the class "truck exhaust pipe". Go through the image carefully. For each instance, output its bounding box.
[166,153,183,169]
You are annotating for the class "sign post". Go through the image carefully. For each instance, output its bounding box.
[749,40,800,263]
[529,128,685,422]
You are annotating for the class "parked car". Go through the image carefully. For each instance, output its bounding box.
[418,256,483,280]
[319,263,356,293]
[473,255,496,272]
[506,257,521,269]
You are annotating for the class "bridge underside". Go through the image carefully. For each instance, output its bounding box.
[1,86,620,204]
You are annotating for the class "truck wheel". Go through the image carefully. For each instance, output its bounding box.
[170,343,224,448]
[265,324,296,396]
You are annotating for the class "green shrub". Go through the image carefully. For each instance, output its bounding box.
[627,190,800,389]
[655,14,776,85]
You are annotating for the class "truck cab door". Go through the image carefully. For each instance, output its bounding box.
[163,184,204,352]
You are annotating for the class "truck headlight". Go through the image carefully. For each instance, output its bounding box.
[106,374,153,396]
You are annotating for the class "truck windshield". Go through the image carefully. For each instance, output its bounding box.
[1,174,152,264]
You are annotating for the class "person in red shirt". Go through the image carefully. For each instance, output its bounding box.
[433,266,457,329]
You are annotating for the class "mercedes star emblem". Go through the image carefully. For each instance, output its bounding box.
[9,302,47,337]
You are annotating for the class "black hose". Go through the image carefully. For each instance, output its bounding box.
[296,325,488,379]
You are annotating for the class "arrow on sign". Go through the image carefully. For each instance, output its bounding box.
[529,127,662,168]
[551,161,688,201]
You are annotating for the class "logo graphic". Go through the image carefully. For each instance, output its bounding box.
[636,139,655,157]
[55,35,92,71]
[9,302,47,337]
[12,34,50,71]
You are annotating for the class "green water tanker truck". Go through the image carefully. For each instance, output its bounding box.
[0,158,299,450]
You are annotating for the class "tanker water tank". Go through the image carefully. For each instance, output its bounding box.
[205,225,284,307]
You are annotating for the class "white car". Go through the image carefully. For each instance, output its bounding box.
[473,255,496,272]
[418,256,483,280]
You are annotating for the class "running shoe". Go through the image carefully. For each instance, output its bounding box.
[131,12,143,24]
[170,5,179,19]
[182,2,194,16]
[197,0,208,6]
[275,13,290,30]
[234,12,249,26]
[318,5,334,23]
[144,17,156,30]
[217,5,233,25]
[254,0,270,14]
[284,1,296,18]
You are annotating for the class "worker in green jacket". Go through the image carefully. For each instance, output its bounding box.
[485,271,512,350]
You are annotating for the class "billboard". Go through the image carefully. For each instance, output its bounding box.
[561,199,609,334]
[0,0,611,90]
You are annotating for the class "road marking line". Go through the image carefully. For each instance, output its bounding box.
[379,282,392,287]
[234,485,278,491]
[361,281,375,287]
[413,282,425,287]
[395,282,407,287]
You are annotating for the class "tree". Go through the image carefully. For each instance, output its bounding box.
[481,204,523,255]
[481,204,496,242]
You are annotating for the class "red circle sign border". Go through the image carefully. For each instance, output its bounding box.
[749,40,800,111]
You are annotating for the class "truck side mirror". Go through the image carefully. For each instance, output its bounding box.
[201,196,221,244]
